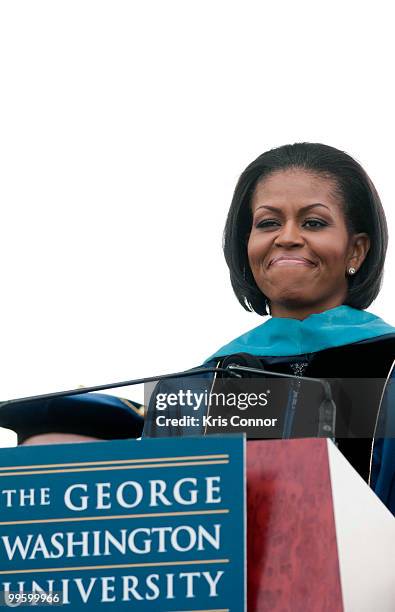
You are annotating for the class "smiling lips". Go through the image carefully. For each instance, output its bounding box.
[268,256,316,267]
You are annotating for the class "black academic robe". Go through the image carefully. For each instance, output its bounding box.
[143,334,395,484]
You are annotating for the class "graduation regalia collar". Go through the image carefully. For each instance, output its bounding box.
[206,305,395,361]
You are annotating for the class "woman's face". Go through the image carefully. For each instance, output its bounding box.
[247,168,369,319]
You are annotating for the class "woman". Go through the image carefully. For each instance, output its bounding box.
[143,143,395,494]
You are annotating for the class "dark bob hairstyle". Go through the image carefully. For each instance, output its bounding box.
[223,142,388,316]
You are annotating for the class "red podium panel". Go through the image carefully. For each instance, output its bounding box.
[247,438,343,612]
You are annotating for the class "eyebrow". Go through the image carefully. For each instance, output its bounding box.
[254,203,331,214]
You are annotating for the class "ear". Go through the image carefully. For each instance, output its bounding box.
[347,233,370,272]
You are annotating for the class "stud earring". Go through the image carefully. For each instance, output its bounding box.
[348,267,356,275]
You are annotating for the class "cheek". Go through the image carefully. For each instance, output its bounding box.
[320,240,350,268]
[247,234,267,268]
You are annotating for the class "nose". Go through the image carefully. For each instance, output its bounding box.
[273,221,305,248]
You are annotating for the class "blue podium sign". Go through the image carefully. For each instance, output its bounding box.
[0,435,245,611]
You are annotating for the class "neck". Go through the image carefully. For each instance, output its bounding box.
[270,301,344,320]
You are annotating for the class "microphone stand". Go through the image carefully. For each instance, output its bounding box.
[0,367,240,408]
[0,362,336,439]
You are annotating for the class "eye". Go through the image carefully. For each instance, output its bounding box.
[303,218,328,229]
[255,219,281,229]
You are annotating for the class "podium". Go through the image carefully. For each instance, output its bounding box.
[247,438,395,612]
[1,434,394,610]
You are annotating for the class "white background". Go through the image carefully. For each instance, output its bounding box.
[1,1,394,445]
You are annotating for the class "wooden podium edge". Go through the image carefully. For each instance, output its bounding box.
[246,438,343,612]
